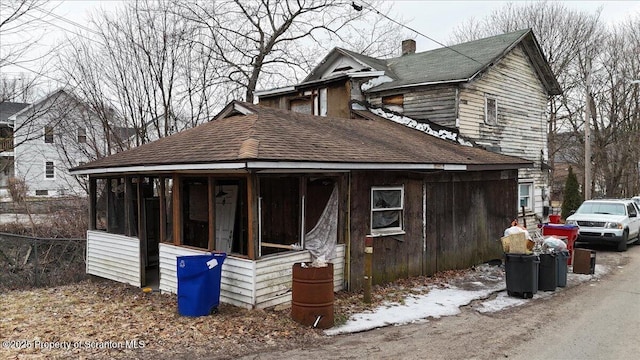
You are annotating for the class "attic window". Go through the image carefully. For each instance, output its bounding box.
[485,95,498,125]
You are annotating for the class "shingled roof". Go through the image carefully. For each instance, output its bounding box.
[71,101,531,175]
[300,29,561,95]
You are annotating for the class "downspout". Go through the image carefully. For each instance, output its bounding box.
[346,172,352,290]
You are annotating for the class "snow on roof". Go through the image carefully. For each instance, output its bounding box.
[368,107,474,147]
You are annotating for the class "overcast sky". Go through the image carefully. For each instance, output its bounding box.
[2,0,639,80]
[389,0,640,51]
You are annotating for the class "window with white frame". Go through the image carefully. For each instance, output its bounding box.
[45,161,55,179]
[371,186,404,235]
[519,183,533,211]
[485,95,498,125]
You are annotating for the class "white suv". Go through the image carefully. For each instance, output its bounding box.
[565,199,640,252]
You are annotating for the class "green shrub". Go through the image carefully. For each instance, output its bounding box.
[561,166,583,220]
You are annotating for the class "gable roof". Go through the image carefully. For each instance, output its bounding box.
[0,101,30,125]
[299,29,561,95]
[72,101,531,175]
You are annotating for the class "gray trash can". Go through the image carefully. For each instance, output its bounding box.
[556,251,569,287]
[538,253,557,291]
[505,253,539,299]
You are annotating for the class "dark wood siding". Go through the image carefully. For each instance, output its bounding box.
[369,85,458,128]
[349,169,518,290]
[326,81,350,118]
[425,171,516,274]
[349,171,424,290]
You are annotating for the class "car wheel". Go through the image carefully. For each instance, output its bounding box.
[617,230,628,252]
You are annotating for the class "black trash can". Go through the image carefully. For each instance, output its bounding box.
[556,251,569,287]
[177,253,226,316]
[505,253,539,298]
[538,253,558,291]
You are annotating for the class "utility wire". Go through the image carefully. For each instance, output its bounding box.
[22,11,106,48]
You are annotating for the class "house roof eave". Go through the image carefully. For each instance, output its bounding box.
[72,159,532,177]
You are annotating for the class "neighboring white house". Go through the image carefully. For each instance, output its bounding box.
[9,88,102,197]
[1,101,30,198]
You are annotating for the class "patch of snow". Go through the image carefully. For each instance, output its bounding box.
[360,76,394,91]
[325,280,505,336]
[325,262,612,336]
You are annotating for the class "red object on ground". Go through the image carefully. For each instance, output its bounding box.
[549,214,562,224]
[542,224,579,265]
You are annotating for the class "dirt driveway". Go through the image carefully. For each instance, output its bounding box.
[0,248,627,359]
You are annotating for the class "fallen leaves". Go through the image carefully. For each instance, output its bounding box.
[0,267,490,359]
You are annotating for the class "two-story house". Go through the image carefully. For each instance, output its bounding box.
[9,88,103,197]
[0,101,30,197]
[257,29,561,223]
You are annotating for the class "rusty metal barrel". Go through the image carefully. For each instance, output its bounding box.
[291,262,334,329]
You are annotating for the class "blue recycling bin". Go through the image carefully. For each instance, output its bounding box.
[177,253,226,316]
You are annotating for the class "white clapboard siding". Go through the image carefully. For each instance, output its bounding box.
[253,245,347,309]
[458,45,548,214]
[332,244,346,292]
[254,251,313,309]
[109,240,346,310]
[458,45,547,160]
[220,256,256,309]
[158,243,210,294]
[86,230,140,287]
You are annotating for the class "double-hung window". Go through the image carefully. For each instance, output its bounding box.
[485,95,498,125]
[519,183,533,211]
[371,186,404,235]
[45,161,55,179]
[44,126,54,143]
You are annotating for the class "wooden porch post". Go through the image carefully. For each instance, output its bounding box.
[207,177,216,251]
[247,173,258,260]
[172,175,182,245]
[88,177,97,230]
[124,176,134,237]
[136,176,146,286]
[106,178,113,233]
[159,176,166,244]
[137,176,145,241]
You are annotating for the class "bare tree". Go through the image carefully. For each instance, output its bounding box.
[0,0,60,103]
[174,0,405,101]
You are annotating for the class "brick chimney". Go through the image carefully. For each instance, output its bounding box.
[402,39,416,55]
